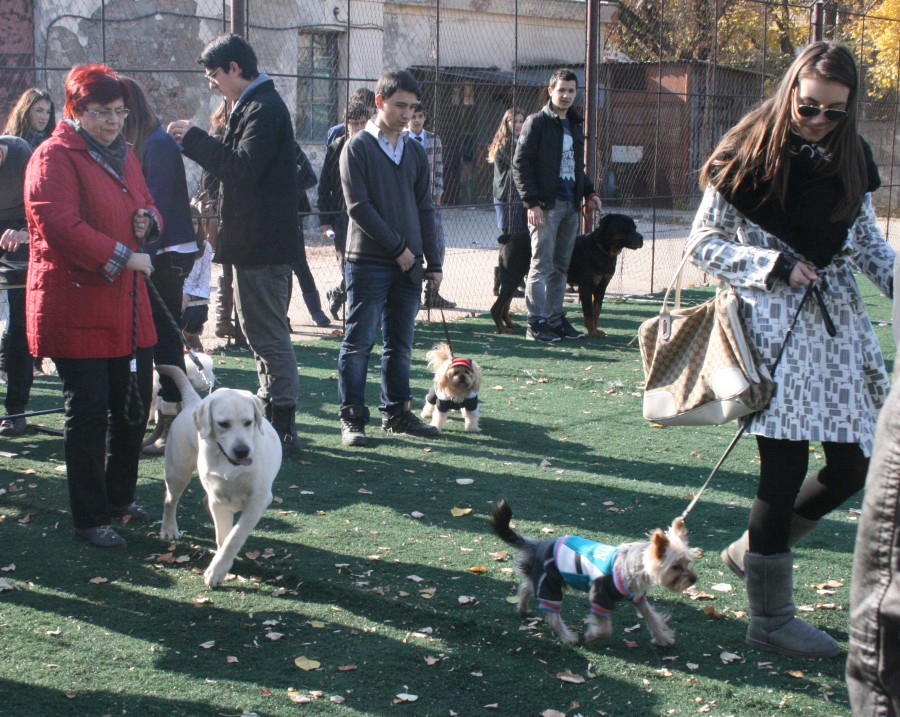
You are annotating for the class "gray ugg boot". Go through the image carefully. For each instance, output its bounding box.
[721,513,819,580]
[743,551,840,658]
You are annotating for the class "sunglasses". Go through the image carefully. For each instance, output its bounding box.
[796,104,848,122]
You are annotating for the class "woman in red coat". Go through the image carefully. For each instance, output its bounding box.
[25,64,161,548]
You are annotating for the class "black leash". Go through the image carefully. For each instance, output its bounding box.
[123,269,145,426]
[681,282,832,520]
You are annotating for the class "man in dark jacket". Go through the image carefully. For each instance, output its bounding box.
[167,34,300,455]
[513,68,602,343]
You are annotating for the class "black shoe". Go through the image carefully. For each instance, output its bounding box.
[551,317,586,340]
[526,320,562,343]
[74,525,126,548]
[0,416,27,436]
[341,418,368,446]
[382,410,439,437]
[110,502,151,523]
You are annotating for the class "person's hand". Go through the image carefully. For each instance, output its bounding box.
[584,194,602,214]
[790,261,819,287]
[528,205,544,228]
[166,120,193,144]
[133,210,152,241]
[425,271,443,292]
[0,229,28,252]
[126,252,153,276]
[395,247,415,272]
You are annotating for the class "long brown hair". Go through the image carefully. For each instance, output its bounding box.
[487,107,523,164]
[701,41,866,221]
[120,76,158,164]
[3,88,56,139]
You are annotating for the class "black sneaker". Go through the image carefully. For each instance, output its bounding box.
[110,502,151,523]
[552,317,586,340]
[382,410,439,437]
[341,418,368,446]
[526,320,561,343]
[0,416,27,436]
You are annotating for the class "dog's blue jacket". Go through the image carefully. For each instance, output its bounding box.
[530,535,646,617]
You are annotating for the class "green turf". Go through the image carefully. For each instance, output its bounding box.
[0,279,893,716]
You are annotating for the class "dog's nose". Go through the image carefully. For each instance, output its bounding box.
[233,445,250,460]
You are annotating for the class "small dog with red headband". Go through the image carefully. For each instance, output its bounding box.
[421,342,483,432]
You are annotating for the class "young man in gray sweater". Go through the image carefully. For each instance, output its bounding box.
[337,70,442,447]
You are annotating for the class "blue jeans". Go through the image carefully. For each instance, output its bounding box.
[525,201,579,322]
[338,261,421,419]
[847,378,900,716]
[232,264,298,409]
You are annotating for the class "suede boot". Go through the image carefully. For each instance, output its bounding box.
[270,404,298,458]
[721,513,819,580]
[142,399,180,455]
[743,551,840,658]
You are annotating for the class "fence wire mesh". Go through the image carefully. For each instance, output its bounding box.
[2,0,898,342]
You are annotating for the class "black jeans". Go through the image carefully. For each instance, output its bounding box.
[149,252,195,404]
[54,348,153,529]
[2,286,34,414]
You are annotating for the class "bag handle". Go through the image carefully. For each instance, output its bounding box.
[660,226,730,314]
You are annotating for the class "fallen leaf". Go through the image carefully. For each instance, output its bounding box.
[192,596,212,607]
[539,458,552,467]
[450,507,472,517]
[657,668,674,677]
[556,669,585,684]
[720,651,741,664]
[409,511,425,519]
[702,606,725,619]
[686,662,699,671]
[710,582,733,593]
[245,550,261,560]
[394,693,418,703]
[0,579,14,592]
[199,640,216,649]
[226,655,238,664]
[811,579,843,589]
[456,478,474,485]
[468,566,488,573]
[457,595,476,604]
[46,628,61,636]
[294,656,320,671]
[424,656,441,665]
[489,551,508,561]
[623,639,639,648]
[330,696,345,704]
[489,385,504,391]
[689,591,717,601]
[265,631,284,641]
[407,574,425,583]
[787,670,805,678]
[541,710,567,717]
[88,577,108,585]
[338,664,357,671]
[0,564,14,572]
[309,620,326,628]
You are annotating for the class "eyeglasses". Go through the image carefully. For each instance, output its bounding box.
[204,68,221,82]
[84,107,129,120]
[796,104,848,122]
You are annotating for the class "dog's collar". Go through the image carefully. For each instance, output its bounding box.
[216,441,243,467]
[450,357,473,370]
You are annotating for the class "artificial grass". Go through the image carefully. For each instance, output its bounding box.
[0,279,893,717]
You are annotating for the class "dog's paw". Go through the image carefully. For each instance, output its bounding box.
[204,560,232,588]
[159,524,181,541]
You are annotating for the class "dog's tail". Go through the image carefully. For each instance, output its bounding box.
[426,342,453,371]
[489,498,529,550]
[155,364,201,410]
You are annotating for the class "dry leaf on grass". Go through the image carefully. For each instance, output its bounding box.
[539,458,552,467]
[0,579,15,592]
[192,596,212,607]
[338,664,357,671]
[458,595,476,604]
[265,631,284,641]
[468,566,488,573]
[541,710,567,717]
[294,656,320,671]
[407,575,425,583]
[556,670,585,684]
[394,693,418,703]
[702,606,725,619]
[0,564,14,572]
[720,651,742,664]
[456,478,474,485]
[88,577,108,584]
[710,583,733,593]
[199,640,216,649]
[226,655,238,664]
[489,550,508,561]
[451,507,472,517]
[811,579,843,589]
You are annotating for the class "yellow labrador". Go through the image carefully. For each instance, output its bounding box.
[155,365,282,588]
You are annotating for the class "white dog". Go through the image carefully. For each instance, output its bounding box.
[155,365,282,588]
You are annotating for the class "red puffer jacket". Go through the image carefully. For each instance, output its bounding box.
[24,121,159,358]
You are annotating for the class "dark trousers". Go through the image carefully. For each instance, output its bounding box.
[2,286,34,414]
[54,348,153,529]
[749,436,868,555]
[149,252,195,403]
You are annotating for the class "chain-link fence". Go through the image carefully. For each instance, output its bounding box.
[2,0,898,340]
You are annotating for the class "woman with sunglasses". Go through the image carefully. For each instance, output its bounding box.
[685,42,893,659]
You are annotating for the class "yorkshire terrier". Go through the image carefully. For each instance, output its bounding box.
[489,498,698,646]
[420,342,483,432]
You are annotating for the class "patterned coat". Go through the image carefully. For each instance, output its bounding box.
[689,187,895,456]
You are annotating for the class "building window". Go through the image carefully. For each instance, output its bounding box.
[296,32,338,140]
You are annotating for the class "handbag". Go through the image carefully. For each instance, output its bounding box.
[638,229,774,426]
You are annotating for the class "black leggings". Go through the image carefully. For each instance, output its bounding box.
[748,436,868,555]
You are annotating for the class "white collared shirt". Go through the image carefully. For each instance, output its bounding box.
[365,119,407,165]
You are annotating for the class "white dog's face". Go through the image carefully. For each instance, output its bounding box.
[193,389,265,466]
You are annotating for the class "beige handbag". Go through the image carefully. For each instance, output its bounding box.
[638,230,774,426]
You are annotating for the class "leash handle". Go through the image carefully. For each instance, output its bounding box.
[681,283,816,521]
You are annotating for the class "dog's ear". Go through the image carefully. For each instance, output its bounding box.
[193,397,214,439]
[669,516,688,541]
[650,528,670,561]
[252,397,265,432]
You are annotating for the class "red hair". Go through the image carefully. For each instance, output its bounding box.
[63,64,131,119]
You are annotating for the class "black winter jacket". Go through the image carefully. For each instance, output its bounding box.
[181,77,299,266]
[512,103,595,211]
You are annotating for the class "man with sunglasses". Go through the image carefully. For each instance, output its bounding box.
[167,34,301,456]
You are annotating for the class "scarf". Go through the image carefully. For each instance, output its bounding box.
[718,132,880,268]
[74,119,128,180]
[24,128,49,150]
